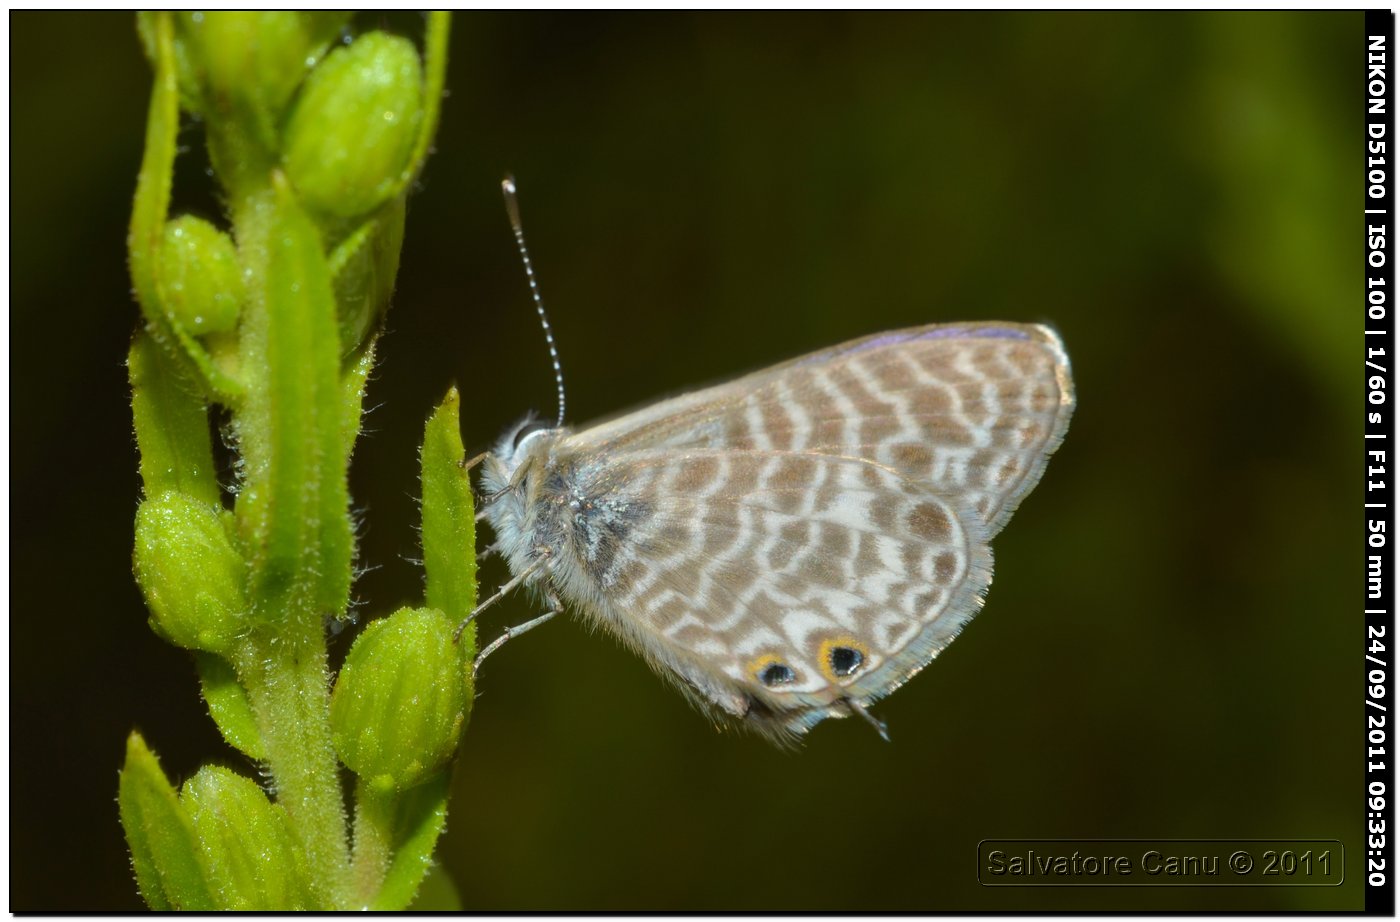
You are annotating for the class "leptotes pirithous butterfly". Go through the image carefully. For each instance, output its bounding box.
[467,181,1075,745]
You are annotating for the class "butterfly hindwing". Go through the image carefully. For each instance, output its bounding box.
[558,448,992,741]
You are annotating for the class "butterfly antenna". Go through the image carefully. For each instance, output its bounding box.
[502,175,566,428]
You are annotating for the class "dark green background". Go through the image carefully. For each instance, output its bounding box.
[11,11,1361,910]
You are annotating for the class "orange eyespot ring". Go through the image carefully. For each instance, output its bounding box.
[818,636,870,682]
[750,654,798,688]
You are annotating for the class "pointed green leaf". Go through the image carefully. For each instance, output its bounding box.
[406,864,462,912]
[128,334,220,507]
[118,732,218,910]
[196,653,266,761]
[128,11,241,403]
[182,766,315,910]
[128,9,181,342]
[329,200,405,357]
[421,387,477,644]
[340,335,378,464]
[235,175,353,626]
[137,11,206,114]
[385,12,451,201]
[370,772,452,911]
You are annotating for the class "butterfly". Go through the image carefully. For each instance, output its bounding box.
[463,178,1073,744]
[470,319,1074,745]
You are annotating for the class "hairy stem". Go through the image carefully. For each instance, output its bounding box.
[233,636,352,907]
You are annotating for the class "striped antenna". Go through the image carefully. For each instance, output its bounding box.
[502,175,566,428]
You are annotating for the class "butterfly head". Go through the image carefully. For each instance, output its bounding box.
[485,415,559,487]
[478,414,566,573]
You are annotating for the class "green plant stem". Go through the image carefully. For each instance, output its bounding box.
[238,202,353,907]
[223,170,354,912]
[233,636,351,908]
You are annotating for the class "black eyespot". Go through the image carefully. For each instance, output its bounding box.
[512,419,553,451]
[760,662,796,687]
[829,646,863,677]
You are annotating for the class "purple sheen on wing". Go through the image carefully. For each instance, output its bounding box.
[919,326,1031,340]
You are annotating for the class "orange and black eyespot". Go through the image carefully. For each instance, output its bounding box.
[830,646,863,675]
[750,654,798,688]
[818,636,870,682]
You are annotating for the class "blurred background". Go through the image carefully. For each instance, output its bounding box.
[11,10,1359,910]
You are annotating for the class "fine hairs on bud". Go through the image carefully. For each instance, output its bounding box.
[502,176,566,429]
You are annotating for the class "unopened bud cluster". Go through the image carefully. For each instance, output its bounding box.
[124,12,459,910]
[136,12,426,365]
[132,15,433,654]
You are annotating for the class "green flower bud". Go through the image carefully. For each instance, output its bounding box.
[282,32,424,218]
[175,12,350,125]
[330,607,470,792]
[161,216,243,335]
[134,492,246,654]
[181,766,313,910]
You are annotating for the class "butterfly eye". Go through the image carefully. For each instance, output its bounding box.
[759,662,796,687]
[511,420,554,451]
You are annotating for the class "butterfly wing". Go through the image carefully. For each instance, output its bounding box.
[574,322,1074,537]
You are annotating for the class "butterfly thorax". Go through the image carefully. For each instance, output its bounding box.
[480,420,655,610]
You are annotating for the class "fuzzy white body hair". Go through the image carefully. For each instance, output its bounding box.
[478,421,760,732]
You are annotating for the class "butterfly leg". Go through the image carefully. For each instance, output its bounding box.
[846,699,891,742]
[453,557,546,642]
[472,591,564,675]
[474,486,516,521]
[474,456,535,519]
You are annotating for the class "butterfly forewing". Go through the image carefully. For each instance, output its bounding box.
[574,323,1073,537]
